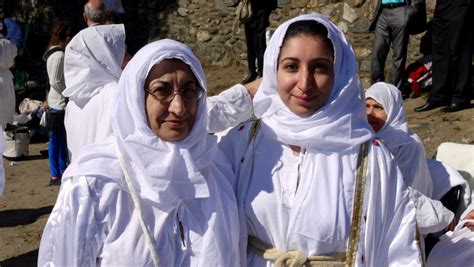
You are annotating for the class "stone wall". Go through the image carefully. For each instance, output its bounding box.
[0,0,436,86]
[156,0,436,86]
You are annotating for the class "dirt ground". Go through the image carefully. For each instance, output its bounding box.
[0,63,473,266]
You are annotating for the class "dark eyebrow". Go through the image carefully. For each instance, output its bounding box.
[279,57,332,64]
[182,80,197,87]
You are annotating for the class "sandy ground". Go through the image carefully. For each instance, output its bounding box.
[0,63,473,266]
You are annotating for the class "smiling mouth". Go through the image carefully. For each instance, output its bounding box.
[162,119,186,127]
[293,94,317,103]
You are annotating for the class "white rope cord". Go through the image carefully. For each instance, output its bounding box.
[115,143,160,267]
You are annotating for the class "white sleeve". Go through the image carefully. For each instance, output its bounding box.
[38,177,104,267]
[409,187,454,235]
[207,84,253,133]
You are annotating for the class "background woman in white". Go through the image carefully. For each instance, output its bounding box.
[38,39,240,266]
[366,82,433,196]
[62,24,128,162]
[365,82,454,248]
[218,13,421,266]
[0,21,17,132]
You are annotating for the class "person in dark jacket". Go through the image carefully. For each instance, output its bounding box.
[241,0,277,84]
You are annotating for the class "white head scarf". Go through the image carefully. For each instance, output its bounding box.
[63,24,125,106]
[253,13,373,151]
[64,39,216,204]
[365,82,416,149]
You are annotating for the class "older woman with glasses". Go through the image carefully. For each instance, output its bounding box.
[38,39,240,266]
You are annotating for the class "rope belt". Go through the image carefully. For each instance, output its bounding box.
[248,236,346,267]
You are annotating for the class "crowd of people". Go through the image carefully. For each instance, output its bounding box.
[0,0,473,266]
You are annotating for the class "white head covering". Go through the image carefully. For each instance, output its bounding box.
[63,39,216,204]
[365,82,416,149]
[63,24,125,107]
[253,13,373,151]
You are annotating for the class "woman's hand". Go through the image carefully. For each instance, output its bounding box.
[40,102,49,110]
[244,77,262,98]
[463,210,474,231]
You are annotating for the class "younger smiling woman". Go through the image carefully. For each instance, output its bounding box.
[218,13,422,266]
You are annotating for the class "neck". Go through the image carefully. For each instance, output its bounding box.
[289,145,301,155]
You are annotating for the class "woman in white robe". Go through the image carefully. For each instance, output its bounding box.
[365,82,453,236]
[63,24,127,162]
[0,29,17,130]
[217,13,421,266]
[38,39,240,266]
[365,82,433,196]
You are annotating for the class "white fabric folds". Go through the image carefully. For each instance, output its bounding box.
[38,39,240,266]
[63,24,125,107]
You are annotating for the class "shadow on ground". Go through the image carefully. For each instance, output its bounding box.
[0,249,38,267]
[0,206,53,227]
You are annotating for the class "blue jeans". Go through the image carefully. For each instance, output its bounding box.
[48,108,68,177]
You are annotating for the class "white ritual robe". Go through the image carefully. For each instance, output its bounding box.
[0,37,17,129]
[65,82,116,161]
[426,203,474,267]
[38,165,240,266]
[216,122,422,266]
[389,139,433,197]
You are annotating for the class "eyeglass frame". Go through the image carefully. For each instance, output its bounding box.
[144,85,205,104]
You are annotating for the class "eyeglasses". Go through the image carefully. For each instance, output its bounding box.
[145,85,204,104]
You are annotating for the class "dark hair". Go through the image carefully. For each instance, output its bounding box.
[46,21,76,49]
[282,20,334,56]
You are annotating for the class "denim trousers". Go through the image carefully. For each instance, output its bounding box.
[48,108,68,177]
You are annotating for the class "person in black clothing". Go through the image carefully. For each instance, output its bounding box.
[242,0,277,84]
[414,0,473,113]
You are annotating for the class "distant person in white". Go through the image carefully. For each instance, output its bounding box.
[365,82,453,237]
[0,22,17,131]
[62,24,128,162]
[38,39,240,266]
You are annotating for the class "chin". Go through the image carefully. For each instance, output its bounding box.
[158,129,190,142]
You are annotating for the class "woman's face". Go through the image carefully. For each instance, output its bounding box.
[144,59,199,141]
[366,98,387,133]
[277,34,334,116]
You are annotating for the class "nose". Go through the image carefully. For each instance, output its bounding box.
[168,93,187,117]
[366,105,374,116]
[296,68,314,93]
